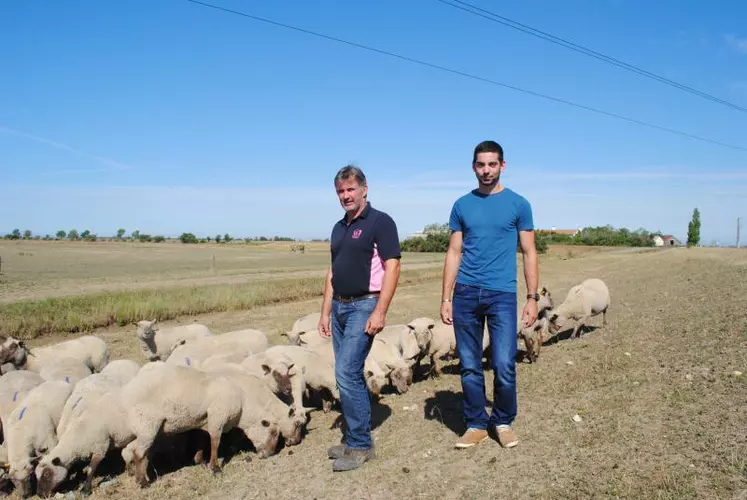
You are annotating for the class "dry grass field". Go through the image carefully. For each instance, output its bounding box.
[1,242,745,499]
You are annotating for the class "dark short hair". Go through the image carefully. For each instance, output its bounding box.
[473,140,504,163]
[334,164,367,186]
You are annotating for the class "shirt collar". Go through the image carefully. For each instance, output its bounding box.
[339,201,371,224]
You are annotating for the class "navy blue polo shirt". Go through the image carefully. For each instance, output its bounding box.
[330,203,401,298]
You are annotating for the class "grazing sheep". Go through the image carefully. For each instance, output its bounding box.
[134,319,213,362]
[548,278,610,339]
[0,371,45,446]
[247,345,339,413]
[166,328,269,369]
[376,325,422,367]
[310,341,387,396]
[35,388,134,497]
[517,286,555,362]
[283,312,321,345]
[119,363,280,488]
[5,380,73,497]
[56,359,141,438]
[240,351,299,400]
[368,337,413,394]
[0,337,32,375]
[200,364,307,447]
[38,357,92,387]
[4,335,109,375]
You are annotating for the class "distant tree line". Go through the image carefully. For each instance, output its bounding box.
[2,228,306,244]
[400,223,659,254]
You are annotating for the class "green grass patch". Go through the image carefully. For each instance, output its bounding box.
[0,267,442,339]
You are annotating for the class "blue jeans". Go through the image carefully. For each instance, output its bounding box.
[331,296,377,450]
[452,282,518,430]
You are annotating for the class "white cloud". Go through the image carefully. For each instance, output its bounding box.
[0,125,134,173]
[726,34,747,54]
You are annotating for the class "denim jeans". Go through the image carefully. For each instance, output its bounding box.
[452,282,518,430]
[331,296,377,450]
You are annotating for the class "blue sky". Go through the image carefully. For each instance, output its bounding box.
[1,0,746,244]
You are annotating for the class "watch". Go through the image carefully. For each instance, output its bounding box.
[526,293,540,301]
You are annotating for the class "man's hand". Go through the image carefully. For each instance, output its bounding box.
[365,309,386,336]
[521,300,538,328]
[440,301,453,325]
[318,314,332,339]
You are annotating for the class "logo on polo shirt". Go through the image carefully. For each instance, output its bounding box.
[352,229,363,239]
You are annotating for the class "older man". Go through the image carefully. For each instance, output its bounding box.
[318,164,401,472]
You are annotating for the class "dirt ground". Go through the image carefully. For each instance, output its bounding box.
[14,246,746,500]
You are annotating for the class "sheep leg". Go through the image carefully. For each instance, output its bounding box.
[430,349,448,377]
[207,432,222,475]
[81,453,104,495]
[130,442,152,488]
[602,308,608,327]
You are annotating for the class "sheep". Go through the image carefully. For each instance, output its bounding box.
[56,359,141,438]
[0,370,45,448]
[0,337,32,375]
[368,337,413,394]
[5,380,73,497]
[134,319,213,362]
[37,357,93,387]
[165,328,269,370]
[295,329,330,348]
[548,278,611,339]
[309,340,388,396]
[2,335,109,375]
[35,387,134,497]
[283,312,321,345]
[236,350,299,401]
[245,346,339,413]
[517,286,555,363]
[376,324,422,367]
[200,363,307,447]
[119,363,280,487]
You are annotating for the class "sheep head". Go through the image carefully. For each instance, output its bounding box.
[35,456,68,498]
[407,317,435,351]
[244,419,280,459]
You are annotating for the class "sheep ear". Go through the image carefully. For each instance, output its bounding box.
[52,457,62,466]
[261,419,271,428]
[428,322,435,330]
[365,370,374,378]
[550,314,558,322]
[280,332,289,337]
[261,364,271,375]
[406,324,415,330]
[540,287,547,296]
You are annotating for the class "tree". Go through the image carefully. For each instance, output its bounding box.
[215,234,222,243]
[131,230,140,240]
[9,229,21,240]
[687,208,701,247]
[68,229,80,240]
[179,232,198,244]
[56,230,66,239]
[116,228,126,239]
[23,230,32,240]
[223,233,232,243]
[80,230,91,240]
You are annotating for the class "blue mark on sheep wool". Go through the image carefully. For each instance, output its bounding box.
[185,357,191,366]
[12,391,17,402]
[65,376,70,384]
[71,396,83,410]
[18,407,26,421]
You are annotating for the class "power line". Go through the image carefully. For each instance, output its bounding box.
[185,0,747,153]
[436,0,747,115]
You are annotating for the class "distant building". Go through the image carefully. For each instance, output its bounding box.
[653,234,681,247]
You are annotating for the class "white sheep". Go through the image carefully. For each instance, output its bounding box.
[237,350,300,400]
[37,357,93,387]
[517,286,555,362]
[368,337,413,394]
[5,380,72,497]
[35,387,134,497]
[0,371,45,448]
[6,335,109,375]
[119,363,280,487]
[283,312,321,345]
[310,340,387,396]
[245,345,339,413]
[200,363,307,447]
[548,278,610,339]
[134,319,213,362]
[166,328,268,370]
[376,324,422,367]
[56,359,141,438]
[295,329,330,348]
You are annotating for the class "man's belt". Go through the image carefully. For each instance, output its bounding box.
[333,292,380,303]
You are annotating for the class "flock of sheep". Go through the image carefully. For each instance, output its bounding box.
[0,277,610,498]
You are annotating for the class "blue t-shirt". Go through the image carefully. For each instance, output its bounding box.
[448,187,534,293]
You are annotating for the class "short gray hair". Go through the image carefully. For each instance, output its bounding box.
[334,164,367,187]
